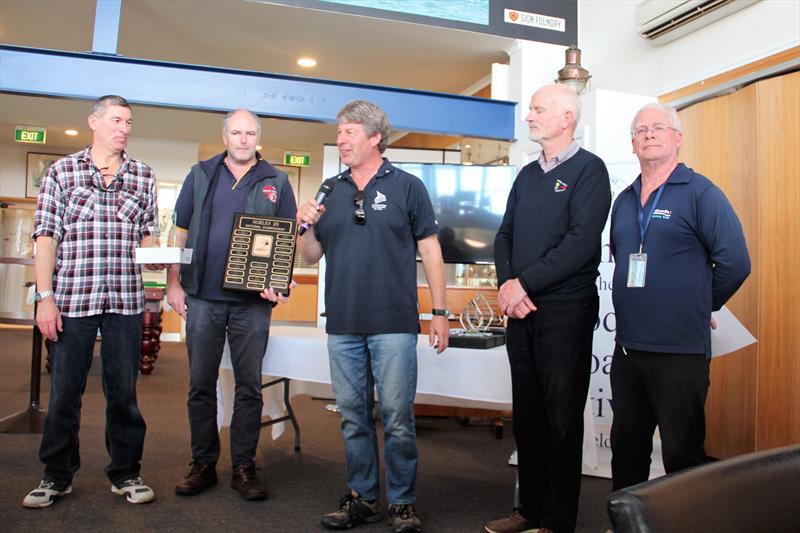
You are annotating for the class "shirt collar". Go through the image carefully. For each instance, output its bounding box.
[336,157,395,182]
[76,145,131,168]
[628,162,691,195]
[538,140,580,170]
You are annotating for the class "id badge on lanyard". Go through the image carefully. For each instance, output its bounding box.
[628,185,665,288]
[628,246,647,288]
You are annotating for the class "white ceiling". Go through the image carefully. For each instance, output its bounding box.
[0,0,513,156]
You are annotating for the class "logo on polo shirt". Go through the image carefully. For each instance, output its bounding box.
[652,208,672,220]
[554,179,569,192]
[372,190,387,211]
[262,185,277,203]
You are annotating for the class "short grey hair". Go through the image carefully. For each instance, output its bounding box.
[223,108,262,137]
[631,102,683,133]
[551,84,582,127]
[92,95,130,117]
[337,100,391,153]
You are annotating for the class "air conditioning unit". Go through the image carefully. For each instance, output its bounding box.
[635,0,760,45]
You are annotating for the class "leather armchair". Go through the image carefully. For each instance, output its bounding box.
[607,444,800,533]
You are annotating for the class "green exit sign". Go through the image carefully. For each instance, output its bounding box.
[15,125,47,144]
[283,151,310,167]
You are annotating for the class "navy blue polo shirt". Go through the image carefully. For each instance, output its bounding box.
[610,163,750,356]
[315,160,438,334]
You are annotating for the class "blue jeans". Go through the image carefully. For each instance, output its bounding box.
[185,295,272,466]
[39,313,146,486]
[328,333,418,504]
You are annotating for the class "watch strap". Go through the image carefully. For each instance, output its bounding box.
[431,308,449,317]
[35,289,54,302]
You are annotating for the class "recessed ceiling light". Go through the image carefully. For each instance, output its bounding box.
[297,57,317,68]
[65,129,78,136]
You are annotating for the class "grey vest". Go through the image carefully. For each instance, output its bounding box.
[180,160,289,295]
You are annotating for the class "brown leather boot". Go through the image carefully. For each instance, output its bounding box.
[231,463,267,501]
[175,461,217,496]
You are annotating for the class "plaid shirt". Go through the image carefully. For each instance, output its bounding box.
[32,146,160,317]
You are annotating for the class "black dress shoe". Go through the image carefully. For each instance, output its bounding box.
[175,461,217,496]
[231,463,267,501]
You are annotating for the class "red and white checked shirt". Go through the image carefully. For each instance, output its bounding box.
[32,146,160,317]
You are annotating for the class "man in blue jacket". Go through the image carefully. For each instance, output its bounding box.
[167,109,296,500]
[488,84,611,533]
[609,103,750,490]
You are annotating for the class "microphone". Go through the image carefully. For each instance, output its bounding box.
[299,178,336,236]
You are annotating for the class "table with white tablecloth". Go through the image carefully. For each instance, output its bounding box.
[217,325,596,468]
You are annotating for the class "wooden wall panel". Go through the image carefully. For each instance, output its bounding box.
[678,70,800,456]
[755,71,800,449]
[271,277,318,323]
[679,90,758,458]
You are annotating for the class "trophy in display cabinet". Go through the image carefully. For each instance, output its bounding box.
[222,214,297,296]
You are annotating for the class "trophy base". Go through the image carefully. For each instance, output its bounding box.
[449,331,506,349]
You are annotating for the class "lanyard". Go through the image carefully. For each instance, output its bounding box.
[637,184,665,253]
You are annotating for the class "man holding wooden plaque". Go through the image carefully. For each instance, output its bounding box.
[167,109,296,501]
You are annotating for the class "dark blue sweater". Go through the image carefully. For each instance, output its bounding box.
[495,148,611,301]
[610,163,750,356]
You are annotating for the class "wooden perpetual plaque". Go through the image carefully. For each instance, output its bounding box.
[222,214,297,296]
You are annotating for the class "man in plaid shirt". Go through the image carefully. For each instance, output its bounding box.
[23,95,160,508]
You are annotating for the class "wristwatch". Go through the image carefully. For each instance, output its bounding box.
[431,308,450,317]
[34,290,54,302]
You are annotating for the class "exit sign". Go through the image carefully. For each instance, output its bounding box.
[15,125,47,144]
[283,151,310,167]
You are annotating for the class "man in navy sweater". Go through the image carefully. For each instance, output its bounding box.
[487,84,611,533]
[609,103,750,490]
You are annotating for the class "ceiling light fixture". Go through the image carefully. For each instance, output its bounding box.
[555,46,591,95]
[297,57,317,68]
[65,129,78,136]
[256,145,263,151]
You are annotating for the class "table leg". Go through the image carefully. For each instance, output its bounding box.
[0,322,47,433]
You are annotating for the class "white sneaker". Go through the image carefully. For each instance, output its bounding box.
[22,480,73,508]
[111,476,155,504]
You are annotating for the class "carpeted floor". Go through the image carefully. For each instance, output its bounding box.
[0,327,613,532]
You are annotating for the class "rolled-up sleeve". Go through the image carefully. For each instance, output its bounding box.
[139,169,160,240]
[32,163,65,242]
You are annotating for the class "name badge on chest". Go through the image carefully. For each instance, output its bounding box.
[627,253,647,288]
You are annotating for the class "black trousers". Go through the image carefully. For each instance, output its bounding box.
[506,295,598,533]
[609,344,710,490]
[185,296,272,467]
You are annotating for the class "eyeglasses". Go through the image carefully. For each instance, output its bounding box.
[353,191,365,225]
[631,123,678,138]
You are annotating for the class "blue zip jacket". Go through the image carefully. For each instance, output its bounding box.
[610,163,750,356]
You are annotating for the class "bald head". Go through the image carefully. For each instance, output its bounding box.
[536,83,582,128]
[526,83,582,150]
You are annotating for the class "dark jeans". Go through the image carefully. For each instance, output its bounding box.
[39,313,146,486]
[506,296,598,533]
[610,344,710,490]
[185,295,272,467]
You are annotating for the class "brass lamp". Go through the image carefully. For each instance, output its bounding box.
[555,46,591,95]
